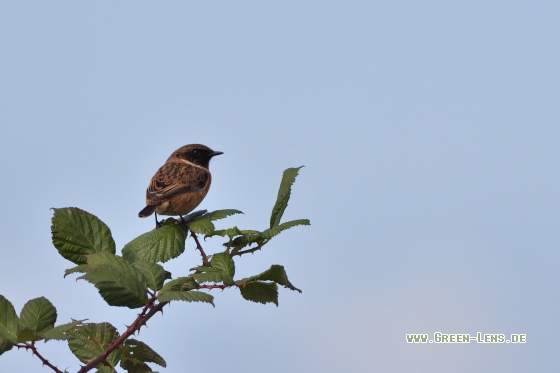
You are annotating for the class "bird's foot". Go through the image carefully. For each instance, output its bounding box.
[155,212,163,229]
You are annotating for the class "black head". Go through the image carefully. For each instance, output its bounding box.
[169,144,223,168]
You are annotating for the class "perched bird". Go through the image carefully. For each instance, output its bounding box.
[138,144,223,224]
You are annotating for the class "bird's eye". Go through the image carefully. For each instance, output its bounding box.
[192,150,200,156]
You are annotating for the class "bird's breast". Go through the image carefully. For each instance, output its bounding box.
[156,185,210,216]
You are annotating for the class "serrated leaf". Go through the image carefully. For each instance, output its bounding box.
[261,219,310,240]
[201,209,243,221]
[65,265,89,277]
[68,322,119,364]
[78,253,148,309]
[240,229,260,235]
[210,253,235,280]
[238,265,301,293]
[270,166,304,228]
[122,224,187,263]
[183,209,207,222]
[132,261,170,291]
[39,320,83,341]
[186,218,215,235]
[51,207,116,264]
[159,277,199,295]
[20,297,57,335]
[121,339,166,367]
[79,268,147,309]
[157,291,214,306]
[0,338,13,356]
[239,282,278,306]
[189,267,233,285]
[0,295,19,343]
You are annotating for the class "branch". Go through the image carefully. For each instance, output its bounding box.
[190,230,209,266]
[76,295,168,373]
[15,341,64,373]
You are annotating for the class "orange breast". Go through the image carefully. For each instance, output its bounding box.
[155,177,211,216]
[159,190,207,216]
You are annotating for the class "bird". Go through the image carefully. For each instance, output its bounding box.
[138,144,223,225]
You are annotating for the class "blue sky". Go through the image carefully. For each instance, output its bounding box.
[1,2,559,372]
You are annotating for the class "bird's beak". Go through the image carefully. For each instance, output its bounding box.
[210,151,224,157]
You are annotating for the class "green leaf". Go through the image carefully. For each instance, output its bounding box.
[186,218,214,235]
[51,207,116,265]
[68,322,119,364]
[78,253,148,309]
[239,282,278,306]
[201,209,243,221]
[0,338,13,356]
[39,320,83,341]
[20,297,57,334]
[132,261,170,291]
[79,268,147,309]
[187,209,244,236]
[261,219,310,240]
[189,267,233,285]
[0,295,19,343]
[210,253,235,279]
[121,339,166,367]
[239,265,301,293]
[157,291,214,306]
[64,265,89,277]
[159,277,199,295]
[122,224,187,263]
[183,209,208,222]
[270,166,304,228]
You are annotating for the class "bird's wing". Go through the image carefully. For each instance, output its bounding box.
[146,161,209,203]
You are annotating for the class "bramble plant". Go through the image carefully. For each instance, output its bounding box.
[0,167,309,373]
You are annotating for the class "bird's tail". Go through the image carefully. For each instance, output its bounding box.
[138,204,159,218]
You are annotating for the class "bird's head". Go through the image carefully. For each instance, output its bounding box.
[169,144,223,168]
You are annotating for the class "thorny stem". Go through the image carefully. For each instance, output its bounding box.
[190,230,209,266]
[15,341,64,373]
[76,295,168,373]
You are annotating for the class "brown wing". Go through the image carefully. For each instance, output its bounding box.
[146,161,209,204]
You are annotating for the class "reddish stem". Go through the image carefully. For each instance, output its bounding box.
[190,230,209,266]
[76,295,168,373]
[15,341,64,373]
